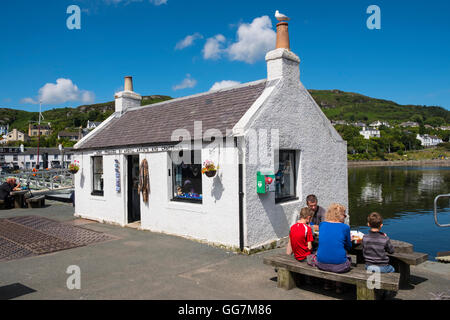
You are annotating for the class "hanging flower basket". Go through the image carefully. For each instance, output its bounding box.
[205,170,216,177]
[68,161,80,174]
[201,160,219,178]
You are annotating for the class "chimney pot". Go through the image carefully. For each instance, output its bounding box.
[124,76,133,92]
[276,22,290,50]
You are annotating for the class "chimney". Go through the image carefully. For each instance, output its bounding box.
[115,76,142,114]
[266,17,300,82]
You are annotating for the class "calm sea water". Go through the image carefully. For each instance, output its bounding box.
[348,166,450,261]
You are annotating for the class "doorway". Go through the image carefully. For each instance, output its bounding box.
[127,155,141,223]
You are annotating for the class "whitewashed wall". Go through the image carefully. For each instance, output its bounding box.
[74,152,127,225]
[74,144,241,248]
[242,68,348,250]
[139,145,240,247]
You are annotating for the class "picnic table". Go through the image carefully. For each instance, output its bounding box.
[311,230,428,287]
[265,232,428,299]
[10,190,28,209]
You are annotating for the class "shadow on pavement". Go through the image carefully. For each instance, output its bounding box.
[0,283,36,300]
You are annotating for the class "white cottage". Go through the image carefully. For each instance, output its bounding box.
[73,19,348,252]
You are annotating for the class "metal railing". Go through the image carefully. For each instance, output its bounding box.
[434,194,450,227]
[0,169,74,190]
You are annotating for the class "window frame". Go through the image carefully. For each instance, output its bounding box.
[275,150,298,204]
[171,150,203,204]
[91,156,104,196]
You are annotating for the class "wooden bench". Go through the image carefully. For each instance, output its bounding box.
[388,252,428,287]
[351,240,428,287]
[25,195,45,208]
[263,254,400,300]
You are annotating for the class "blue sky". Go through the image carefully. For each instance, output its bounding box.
[0,0,449,112]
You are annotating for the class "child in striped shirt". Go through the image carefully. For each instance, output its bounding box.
[362,212,395,273]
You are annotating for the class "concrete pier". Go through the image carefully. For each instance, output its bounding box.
[0,202,448,300]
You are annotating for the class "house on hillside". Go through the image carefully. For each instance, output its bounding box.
[0,125,8,136]
[6,129,30,143]
[353,122,367,128]
[400,121,419,128]
[359,127,381,140]
[28,123,52,137]
[73,17,348,252]
[58,130,81,141]
[416,134,443,147]
[87,120,102,130]
[369,121,390,129]
[331,120,348,126]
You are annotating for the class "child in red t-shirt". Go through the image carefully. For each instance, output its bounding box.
[286,207,315,261]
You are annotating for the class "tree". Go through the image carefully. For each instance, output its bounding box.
[426,117,445,128]
[412,114,424,124]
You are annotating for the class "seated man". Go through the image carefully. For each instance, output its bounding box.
[306,194,326,231]
[0,178,21,209]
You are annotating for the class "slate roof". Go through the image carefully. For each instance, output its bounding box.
[76,80,267,150]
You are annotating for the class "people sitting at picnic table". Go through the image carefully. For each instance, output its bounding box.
[0,178,21,208]
[286,207,315,261]
[305,194,326,231]
[363,212,395,273]
[314,203,352,293]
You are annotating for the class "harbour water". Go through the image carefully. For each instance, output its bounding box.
[349,166,450,261]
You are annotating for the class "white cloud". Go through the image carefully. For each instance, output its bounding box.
[20,97,38,104]
[150,0,167,5]
[202,34,226,60]
[22,78,95,105]
[172,74,197,91]
[175,33,203,50]
[209,80,241,91]
[227,16,276,64]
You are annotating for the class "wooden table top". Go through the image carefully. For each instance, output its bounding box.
[11,190,28,195]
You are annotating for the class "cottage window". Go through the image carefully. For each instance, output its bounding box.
[171,150,202,203]
[92,156,104,196]
[30,154,34,160]
[275,150,297,203]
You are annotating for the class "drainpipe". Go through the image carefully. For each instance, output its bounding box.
[235,137,245,252]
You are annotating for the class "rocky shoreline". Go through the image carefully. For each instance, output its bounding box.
[348,159,450,167]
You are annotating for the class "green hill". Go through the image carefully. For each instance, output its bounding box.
[0,95,172,134]
[0,90,449,149]
[309,89,450,126]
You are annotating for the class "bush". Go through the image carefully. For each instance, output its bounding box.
[438,142,450,151]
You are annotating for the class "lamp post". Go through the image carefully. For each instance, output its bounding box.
[58,144,64,168]
[36,101,42,170]
[20,144,24,170]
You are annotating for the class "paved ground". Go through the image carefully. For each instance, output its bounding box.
[0,201,449,300]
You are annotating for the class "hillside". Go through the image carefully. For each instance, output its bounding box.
[309,89,450,126]
[1,90,449,140]
[0,95,172,134]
